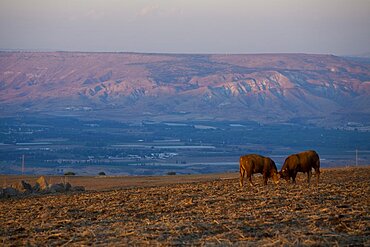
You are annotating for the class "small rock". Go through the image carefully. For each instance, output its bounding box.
[35,176,49,191]
[64,182,72,191]
[82,230,91,237]
[49,183,66,193]
[33,183,40,192]
[3,187,19,197]
[17,180,33,193]
[72,186,85,192]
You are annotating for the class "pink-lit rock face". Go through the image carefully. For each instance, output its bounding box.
[0,52,369,126]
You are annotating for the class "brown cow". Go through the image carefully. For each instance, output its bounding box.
[239,154,279,187]
[279,150,320,185]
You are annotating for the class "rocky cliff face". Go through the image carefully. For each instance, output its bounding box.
[0,52,369,126]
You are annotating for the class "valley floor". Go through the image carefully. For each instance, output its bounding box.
[0,166,369,246]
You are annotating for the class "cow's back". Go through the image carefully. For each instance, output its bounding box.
[240,154,267,172]
[282,150,320,172]
[297,150,320,170]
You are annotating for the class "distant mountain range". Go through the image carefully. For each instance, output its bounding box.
[0,52,369,127]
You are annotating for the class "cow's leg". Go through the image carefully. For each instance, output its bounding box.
[245,163,254,187]
[307,170,312,186]
[239,168,245,187]
[263,174,268,185]
[247,173,254,187]
[291,171,297,184]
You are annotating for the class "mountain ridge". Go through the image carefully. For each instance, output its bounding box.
[1,51,369,127]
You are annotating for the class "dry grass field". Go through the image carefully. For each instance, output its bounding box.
[1,166,369,246]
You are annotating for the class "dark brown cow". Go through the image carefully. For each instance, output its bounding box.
[279,150,320,185]
[239,154,279,187]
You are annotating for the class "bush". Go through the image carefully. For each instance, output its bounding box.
[64,171,76,176]
[167,172,176,176]
[98,172,106,176]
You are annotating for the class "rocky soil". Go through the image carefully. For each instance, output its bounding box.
[0,176,85,199]
[1,167,369,246]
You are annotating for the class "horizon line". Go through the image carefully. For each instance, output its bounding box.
[0,49,340,57]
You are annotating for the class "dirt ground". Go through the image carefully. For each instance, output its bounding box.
[0,172,237,191]
[1,166,369,246]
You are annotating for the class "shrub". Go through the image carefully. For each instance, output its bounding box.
[64,171,76,176]
[98,172,106,176]
[167,172,176,176]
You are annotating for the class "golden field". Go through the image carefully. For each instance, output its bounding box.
[1,166,369,246]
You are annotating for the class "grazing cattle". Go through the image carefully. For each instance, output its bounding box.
[279,150,320,185]
[239,154,279,187]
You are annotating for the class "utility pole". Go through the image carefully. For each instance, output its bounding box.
[21,155,25,175]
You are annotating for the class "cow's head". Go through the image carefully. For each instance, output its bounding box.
[272,171,280,184]
[279,169,289,181]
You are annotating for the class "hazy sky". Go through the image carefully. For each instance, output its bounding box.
[0,0,369,55]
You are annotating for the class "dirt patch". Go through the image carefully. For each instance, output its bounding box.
[0,167,369,245]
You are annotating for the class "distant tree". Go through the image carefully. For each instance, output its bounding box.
[167,172,176,175]
[98,172,106,176]
[64,171,76,176]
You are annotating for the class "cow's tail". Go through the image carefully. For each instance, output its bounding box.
[239,157,245,187]
[239,157,243,173]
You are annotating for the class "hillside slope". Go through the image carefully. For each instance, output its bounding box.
[0,52,369,126]
[1,167,369,245]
